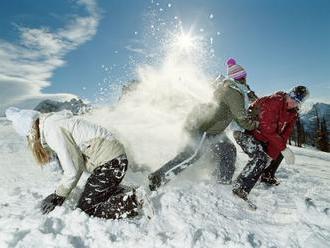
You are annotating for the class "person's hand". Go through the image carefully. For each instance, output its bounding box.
[281,147,295,165]
[41,193,65,214]
[247,91,258,102]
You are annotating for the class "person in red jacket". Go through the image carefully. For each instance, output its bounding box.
[232,86,309,200]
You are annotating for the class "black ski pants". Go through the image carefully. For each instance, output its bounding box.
[150,132,237,186]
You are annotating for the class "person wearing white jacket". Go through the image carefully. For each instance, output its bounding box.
[5,107,139,219]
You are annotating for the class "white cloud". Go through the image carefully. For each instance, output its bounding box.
[125,45,146,55]
[0,0,101,115]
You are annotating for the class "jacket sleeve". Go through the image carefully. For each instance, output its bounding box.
[225,86,258,131]
[48,127,84,198]
[258,104,287,153]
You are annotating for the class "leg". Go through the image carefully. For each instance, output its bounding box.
[77,155,138,219]
[233,131,270,196]
[210,136,236,184]
[148,146,202,190]
[263,154,283,177]
[91,185,139,219]
[148,133,207,191]
[260,154,283,185]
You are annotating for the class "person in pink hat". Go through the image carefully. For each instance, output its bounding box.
[226,58,258,101]
[148,58,259,191]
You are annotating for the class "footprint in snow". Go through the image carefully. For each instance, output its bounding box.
[39,217,65,234]
[305,197,317,209]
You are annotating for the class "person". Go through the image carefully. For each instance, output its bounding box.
[232,85,309,200]
[148,58,259,190]
[5,107,140,219]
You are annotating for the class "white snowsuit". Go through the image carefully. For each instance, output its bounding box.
[39,111,125,197]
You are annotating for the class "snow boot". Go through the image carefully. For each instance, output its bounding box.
[232,187,248,200]
[260,174,280,186]
[232,187,257,210]
[148,173,163,191]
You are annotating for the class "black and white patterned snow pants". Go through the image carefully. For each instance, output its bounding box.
[77,155,139,219]
[233,131,270,194]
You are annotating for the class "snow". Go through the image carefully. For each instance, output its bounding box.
[0,117,330,248]
[1,21,329,247]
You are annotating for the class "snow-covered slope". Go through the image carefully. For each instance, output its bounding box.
[0,117,329,248]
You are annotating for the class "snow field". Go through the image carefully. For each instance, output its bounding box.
[0,118,329,247]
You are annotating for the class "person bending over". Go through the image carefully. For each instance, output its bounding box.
[232,85,309,200]
[6,108,140,219]
[148,58,258,190]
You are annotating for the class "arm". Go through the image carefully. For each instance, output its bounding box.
[246,84,259,102]
[48,127,84,198]
[225,87,258,131]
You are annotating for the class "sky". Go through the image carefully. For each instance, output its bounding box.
[0,0,329,114]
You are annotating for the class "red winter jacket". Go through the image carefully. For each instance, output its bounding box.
[249,92,298,160]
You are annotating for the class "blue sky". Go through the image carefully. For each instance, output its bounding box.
[0,0,329,113]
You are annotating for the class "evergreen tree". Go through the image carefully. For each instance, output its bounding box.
[289,116,305,147]
[289,122,297,146]
[296,117,306,147]
[313,108,321,147]
[316,118,329,152]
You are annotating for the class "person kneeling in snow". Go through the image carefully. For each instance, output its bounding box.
[232,85,309,200]
[5,108,140,219]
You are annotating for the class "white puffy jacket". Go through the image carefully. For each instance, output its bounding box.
[39,111,125,197]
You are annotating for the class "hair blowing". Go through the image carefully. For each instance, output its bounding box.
[28,119,51,165]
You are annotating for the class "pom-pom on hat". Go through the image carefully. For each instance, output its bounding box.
[5,107,40,136]
[226,58,247,80]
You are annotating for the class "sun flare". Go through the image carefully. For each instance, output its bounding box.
[173,32,196,51]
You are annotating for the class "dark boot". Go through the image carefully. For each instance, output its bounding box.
[260,174,280,186]
[148,173,163,191]
[232,187,248,200]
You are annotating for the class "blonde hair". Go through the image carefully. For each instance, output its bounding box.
[28,119,51,165]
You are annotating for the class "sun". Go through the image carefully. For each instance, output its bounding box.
[173,32,196,51]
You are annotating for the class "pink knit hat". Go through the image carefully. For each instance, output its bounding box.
[226,58,247,80]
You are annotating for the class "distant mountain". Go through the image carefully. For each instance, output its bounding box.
[300,103,330,146]
[34,98,91,115]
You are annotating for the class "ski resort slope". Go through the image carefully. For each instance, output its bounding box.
[0,117,329,248]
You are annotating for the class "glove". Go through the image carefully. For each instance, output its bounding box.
[247,91,258,102]
[41,193,65,214]
[281,147,295,165]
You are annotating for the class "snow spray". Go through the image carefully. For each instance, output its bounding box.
[90,18,218,172]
